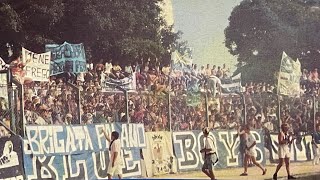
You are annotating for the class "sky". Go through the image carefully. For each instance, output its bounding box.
[171,0,243,72]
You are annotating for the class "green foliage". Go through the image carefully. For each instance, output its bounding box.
[0,0,180,65]
[225,0,320,84]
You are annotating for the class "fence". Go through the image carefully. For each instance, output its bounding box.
[0,74,318,137]
[0,69,23,136]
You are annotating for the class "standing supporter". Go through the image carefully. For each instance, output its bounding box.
[273,123,296,180]
[105,59,115,79]
[240,125,267,176]
[205,64,211,77]
[64,113,73,125]
[211,65,217,76]
[82,113,93,125]
[216,66,223,78]
[102,130,123,180]
[199,65,206,77]
[264,115,274,132]
[207,75,221,97]
[200,127,217,180]
[35,104,52,125]
[313,124,320,165]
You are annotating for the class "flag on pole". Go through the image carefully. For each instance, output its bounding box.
[171,51,192,74]
[221,73,242,94]
[277,52,301,97]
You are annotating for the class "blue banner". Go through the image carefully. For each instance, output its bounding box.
[45,42,87,75]
[23,123,146,179]
[172,130,265,171]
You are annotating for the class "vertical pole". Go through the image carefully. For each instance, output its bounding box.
[125,90,129,123]
[168,68,172,132]
[168,92,172,131]
[243,93,246,125]
[205,92,209,127]
[13,88,18,133]
[278,95,281,132]
[78,88,81,124]
[313,95,316,132]
[19,84,25,137]
[7,69,15,133]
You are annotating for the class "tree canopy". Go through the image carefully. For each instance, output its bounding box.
[0,0,180,65]
[225,0,320,84]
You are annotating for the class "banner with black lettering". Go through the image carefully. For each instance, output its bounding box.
[23,123,146,179]
[103,73,137,90]
[22,47,51,81]
[143,131,177,177]
[172,130,265,171]
[268,133,314,163]
[0,135,24,180]
[45,42,87,75]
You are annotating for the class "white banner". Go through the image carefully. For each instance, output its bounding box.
[278,52,301,97]
[143,131,177,177]
[22,47,51,81]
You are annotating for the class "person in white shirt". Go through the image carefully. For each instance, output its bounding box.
[207,75,221,97]
[200,127,217,180]
[273,123,296,180]
[240,125,267,176]
[102,130,123,180]
[263,115,274,132]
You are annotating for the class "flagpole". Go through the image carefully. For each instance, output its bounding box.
[277,52,284,132]
[168,51,174,132]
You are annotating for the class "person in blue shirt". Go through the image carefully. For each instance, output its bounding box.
[313,124,320,165]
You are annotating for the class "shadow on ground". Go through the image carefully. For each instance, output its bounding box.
[264,173,320,180]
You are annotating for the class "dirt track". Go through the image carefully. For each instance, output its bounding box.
[152,162,319,179]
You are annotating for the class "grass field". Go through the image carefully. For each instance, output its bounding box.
[153,162,319,180]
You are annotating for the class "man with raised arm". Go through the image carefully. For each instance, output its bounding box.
[102,129,123,180]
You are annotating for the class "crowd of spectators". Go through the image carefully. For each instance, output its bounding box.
[0,61,320,138]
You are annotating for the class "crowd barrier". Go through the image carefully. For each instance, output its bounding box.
[0,123,317,180]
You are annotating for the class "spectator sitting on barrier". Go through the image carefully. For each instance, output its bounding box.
[112,61,125,79]
[124,62,133,77]
[147,68,167,95]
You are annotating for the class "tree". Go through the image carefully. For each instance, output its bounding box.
[225,0,320,84]
[0,0,180,65]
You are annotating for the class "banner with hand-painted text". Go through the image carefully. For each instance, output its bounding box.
[278,52,301,97]
[143,131,177,177]
[103,73,137,90]
[172,130,265,171]
[22,48,51,81]
[23,123,146,179]
[45,42,87,75]
[0,136,24,180]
